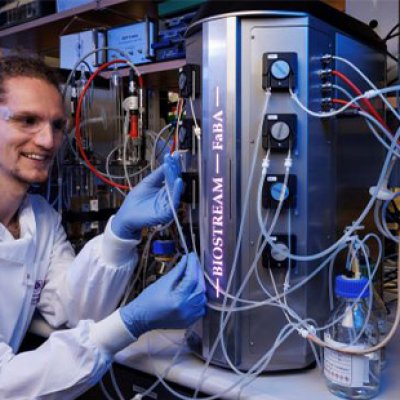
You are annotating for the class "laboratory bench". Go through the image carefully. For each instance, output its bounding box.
[29,318,400,399]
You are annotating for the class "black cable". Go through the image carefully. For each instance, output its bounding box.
[386,32,400,41]
[386,49,399,63]
[383,22,400,42]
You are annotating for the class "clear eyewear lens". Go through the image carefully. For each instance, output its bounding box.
[0,108,66,134]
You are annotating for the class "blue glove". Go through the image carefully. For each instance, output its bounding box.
[112,152,184,239]
[120,252,206,338]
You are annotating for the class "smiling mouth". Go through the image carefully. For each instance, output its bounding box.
[21,152,50,162]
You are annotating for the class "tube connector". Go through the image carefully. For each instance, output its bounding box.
[319,69,333,79]
[284,157,293,169]
[321,82,333,92]
[194,126,201,138]
[344,223,364,237]
[321,54,333,64]
[345,234,357,245]
[297,324,317,339]
[262,155,270,172]
[369,184,393,201]
[364,89,378,99]
[321,97,333,111]
[298,328,309,339]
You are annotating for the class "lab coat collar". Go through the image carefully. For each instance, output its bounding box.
[0,196,36,264]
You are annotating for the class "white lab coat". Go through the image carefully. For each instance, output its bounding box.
[0,194,139,399]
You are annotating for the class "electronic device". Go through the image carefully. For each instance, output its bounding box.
[60,29,107,70]
[107,19,155,66]
[185,2,385,372]
[0,0,55,28]
[56,0,93,12]
[152,11,196,62]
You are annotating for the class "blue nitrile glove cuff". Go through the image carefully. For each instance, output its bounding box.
[111,218,141,241]
[119,304,147,339]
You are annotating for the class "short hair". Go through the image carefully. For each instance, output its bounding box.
[0,54,61,103]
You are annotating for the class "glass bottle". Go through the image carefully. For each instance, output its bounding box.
[323,275,381,400]
[360,261,388,367]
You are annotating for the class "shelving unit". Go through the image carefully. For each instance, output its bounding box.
[0,1,157,58]
[0,0,185,89]
[101,58,185,89]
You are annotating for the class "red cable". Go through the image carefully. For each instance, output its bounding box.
[332,70,391,132]
[333,98,400,146]
[171,98,183,153]
[332,98,363,110]
[75,59,143,190]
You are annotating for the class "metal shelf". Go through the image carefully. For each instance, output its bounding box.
[101,58,186,76]
[0,0,156,57]
[101,59,186,89]
[0,1,145,37]
[0,1,185,88]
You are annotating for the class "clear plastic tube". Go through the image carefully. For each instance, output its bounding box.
[362,84,400,97]
[290,88,367,118]
[166,179,189,255]
[199,153,291,385]
[332,83,356,101]
[151,124,172,171]
[210,244,347,312]
[62,47,141,101]
[358,111,400,157]
[123,114,133,189]
[192,93,274,395]
[100,380,115,400]
[133,59,398,399]
[329,83,400,156]
[110,365,125,400]
[258,125,400,262]
[149,178,369,396]
[188,206,198,256]
[331,55,400,122]
[317,233,382,340]
[375,200,392,239]
[150,322,297,400]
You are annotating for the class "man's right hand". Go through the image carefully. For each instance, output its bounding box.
[119,252,206,338]
[111,152,183,240]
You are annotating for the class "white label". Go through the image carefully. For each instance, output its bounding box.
[122,96,139,111]
[91,221,99,230]
[90,199,99,211]
[323,334,372,388]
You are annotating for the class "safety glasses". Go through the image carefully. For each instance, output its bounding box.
[0,106,67,135]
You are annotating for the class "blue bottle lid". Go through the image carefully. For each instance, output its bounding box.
[335,275,371,299]
[152,240,176,256]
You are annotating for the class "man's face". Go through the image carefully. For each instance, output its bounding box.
[0,77,65,188]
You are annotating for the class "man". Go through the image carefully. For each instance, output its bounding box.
[0,55,206,399]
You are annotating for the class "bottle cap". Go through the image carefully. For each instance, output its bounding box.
[335,275,371,299]
[152,240,176,256]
